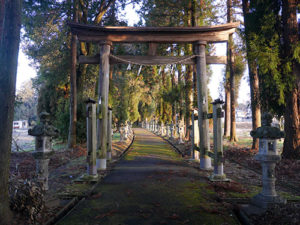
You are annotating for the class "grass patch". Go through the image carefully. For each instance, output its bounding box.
[112,133,120,142]
[125,142,180,160]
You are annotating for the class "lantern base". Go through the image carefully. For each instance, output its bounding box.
[209,173,230,182]
[251,193,286,209]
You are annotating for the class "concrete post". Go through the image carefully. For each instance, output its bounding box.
[86,99,97,177]
[107,108,112,161]
[190,111,195,159]
[170,122,174,140]
[209,99,228,181]
[178,122,184,144]
[195,41,211,170]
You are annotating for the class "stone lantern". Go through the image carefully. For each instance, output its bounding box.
[250,113,286,208]
[28,112,58,191]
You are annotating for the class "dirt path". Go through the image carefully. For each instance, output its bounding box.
[58,128,239,225]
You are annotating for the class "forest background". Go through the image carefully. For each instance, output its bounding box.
[14,0,299,156]
[0,0,299,224]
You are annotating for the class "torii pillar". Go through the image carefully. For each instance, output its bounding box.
[96,41,112,170]
[195,41,212,170]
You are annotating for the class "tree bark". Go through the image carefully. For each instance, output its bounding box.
[68,0,78,148]
[0,0,6,45]
[224,80,230,137]
[227,0,238,142]
[242,0,261,150]
[171,71,176,124]
[249,61,261,150]
[0,0,22,223]
[185,63,193,140]
[282,0,300,159]
[184,0,196,140]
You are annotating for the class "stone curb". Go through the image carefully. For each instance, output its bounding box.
[44,134,135,225]
[233,206,252,225]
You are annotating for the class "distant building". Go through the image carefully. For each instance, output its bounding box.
[13,120,28,129]
[236,109,252,122]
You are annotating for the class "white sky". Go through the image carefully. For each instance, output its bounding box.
[16,49,36,90]
[16,3,250,104]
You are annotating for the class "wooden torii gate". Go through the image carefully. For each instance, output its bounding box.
[69,22,239,170]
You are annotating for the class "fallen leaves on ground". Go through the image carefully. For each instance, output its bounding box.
[167,213,180,220]
[90,192,102,199]
[94,209,118,219]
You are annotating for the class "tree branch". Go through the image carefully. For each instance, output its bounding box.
[94,0,116,24]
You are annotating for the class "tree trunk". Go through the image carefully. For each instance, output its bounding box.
[0,1,22,224]
[242,0,261,150]
[68,0,78,148]
[249,61,261,150]
[171,71,176,123]
[184,0,196,140]
[224,81,230,137]
[282,0,300,159]
[0,0,6,45]
[185,64,193,140]
[227,0,238,142]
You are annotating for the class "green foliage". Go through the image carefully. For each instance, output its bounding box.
[22,0,128,141]
[243,0,291,116]
[22,0,220,143]
[14,80,38,123]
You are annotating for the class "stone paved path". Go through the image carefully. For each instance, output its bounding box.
[58,128,239,225]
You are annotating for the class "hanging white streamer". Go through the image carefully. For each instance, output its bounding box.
[137,65,142,76]
[127,64,131,70]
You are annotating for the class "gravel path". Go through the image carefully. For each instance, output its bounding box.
[58,128,239,225]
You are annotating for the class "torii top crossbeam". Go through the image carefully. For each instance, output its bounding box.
[68,22,239,43]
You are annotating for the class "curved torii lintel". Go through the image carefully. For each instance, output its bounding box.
[68,22,240,43]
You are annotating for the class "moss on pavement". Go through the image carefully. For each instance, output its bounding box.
[58,128,240,225]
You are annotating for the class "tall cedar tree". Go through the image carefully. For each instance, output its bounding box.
[282,0,299,159]
[242,0,299,157]
[0,0,22,224]
[242,0,261,150]
[68,0,78,148]
[227,0,238,142]
[139,0,215,136]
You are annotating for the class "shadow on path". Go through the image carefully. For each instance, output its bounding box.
[58,128,239,225]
